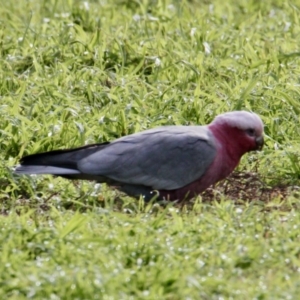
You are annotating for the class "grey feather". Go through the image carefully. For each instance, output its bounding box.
[15,165,80,175]
[15,126,217,191]
[77,126,217,190]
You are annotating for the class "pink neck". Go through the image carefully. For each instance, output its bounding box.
[208,123,250,160]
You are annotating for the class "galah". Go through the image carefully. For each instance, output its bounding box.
[15,111,264,201]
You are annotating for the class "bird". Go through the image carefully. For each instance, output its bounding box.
[15,111,264,201]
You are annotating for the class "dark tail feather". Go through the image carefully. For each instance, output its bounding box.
[14,142,110,175]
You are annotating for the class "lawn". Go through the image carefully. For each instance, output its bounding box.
[1,0,300,298]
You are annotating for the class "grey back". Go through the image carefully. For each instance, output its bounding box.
[77,126,217,190]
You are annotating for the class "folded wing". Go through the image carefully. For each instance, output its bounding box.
[77,126,217,190]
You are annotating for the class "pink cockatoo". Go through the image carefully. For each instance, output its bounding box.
[15,111,264,201]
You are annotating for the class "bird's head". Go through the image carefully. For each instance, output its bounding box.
[209,111,264,154]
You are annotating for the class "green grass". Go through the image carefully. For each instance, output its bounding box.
[1,202,300,299]
[1,0,300,298]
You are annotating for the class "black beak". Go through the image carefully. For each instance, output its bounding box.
[255,136,264,151]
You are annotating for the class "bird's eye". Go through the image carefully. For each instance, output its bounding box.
[246,128,255,136]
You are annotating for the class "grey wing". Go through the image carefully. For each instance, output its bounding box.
[77,126,217,190]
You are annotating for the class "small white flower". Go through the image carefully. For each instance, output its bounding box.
[83,1,90,11]
[190,27,197,37]
[284,22,291,31]
[133,14,141,21]
[53,125,61,133]
[61,13,70,18]
[203,42,211,54]
[236,207,243,214]
[155,57,161,66]
[167,4,175,11]
[147,15,159,21]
